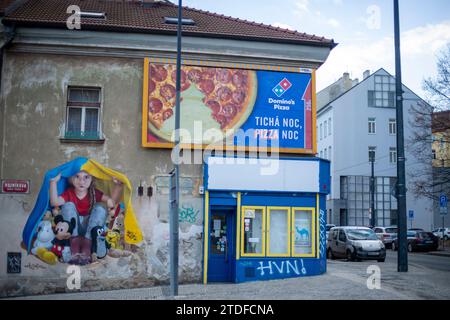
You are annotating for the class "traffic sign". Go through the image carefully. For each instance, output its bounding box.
[408,210,414,219]
[440,194,448,216]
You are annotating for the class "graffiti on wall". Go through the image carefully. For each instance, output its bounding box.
[179,204,199,224]
[319,209,326,259]
[256,259,307,277]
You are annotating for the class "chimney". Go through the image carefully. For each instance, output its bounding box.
[363,70,370,80]
[343,72,350,81]
[352,78,359,86]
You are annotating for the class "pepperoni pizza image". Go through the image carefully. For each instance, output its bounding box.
[146,63,257,144]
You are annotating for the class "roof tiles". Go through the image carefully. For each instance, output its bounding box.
[2,0,336,47]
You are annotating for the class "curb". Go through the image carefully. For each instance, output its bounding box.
[427,252,450,258]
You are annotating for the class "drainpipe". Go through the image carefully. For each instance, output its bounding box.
[0,24,15,178]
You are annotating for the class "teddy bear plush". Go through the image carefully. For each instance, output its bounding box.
[51,215,76,263]
[31,220,58,265]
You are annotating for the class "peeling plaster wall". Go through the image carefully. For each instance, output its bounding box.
[0,52,204,297]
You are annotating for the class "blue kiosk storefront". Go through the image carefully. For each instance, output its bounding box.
[203,156,330,283]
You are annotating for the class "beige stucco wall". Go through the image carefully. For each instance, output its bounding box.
[0,52,204,297]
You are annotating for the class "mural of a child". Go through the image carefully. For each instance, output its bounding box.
[49,171,123,265]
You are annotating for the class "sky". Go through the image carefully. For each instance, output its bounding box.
[182,0,450,99]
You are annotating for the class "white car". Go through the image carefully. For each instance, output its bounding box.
[373,226,398,248]
[326,224,336,240]
[432,228,449,240]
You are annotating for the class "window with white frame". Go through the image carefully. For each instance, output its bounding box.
[324,148,328,160]
[320,123,323,140]
[368,75,395,108]
[368,117,376,134]
[320,150,323,158]
[369,146,376,161]
[389,119,396,135]
[328,117,332,135]
[66,87,101,139]
[329,146,332,160]
[389,147,397,164]
[324,120,328,137]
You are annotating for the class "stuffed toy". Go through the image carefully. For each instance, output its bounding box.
[91,226,110,262]
[51,215,76,263]
[31,220,58,265]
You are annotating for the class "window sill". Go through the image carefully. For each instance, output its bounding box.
[60,137,105,144]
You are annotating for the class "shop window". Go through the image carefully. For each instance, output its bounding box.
[292,208,316,257]
[65,87,102,140]
[267,207,290,257]
[241,206,265,257]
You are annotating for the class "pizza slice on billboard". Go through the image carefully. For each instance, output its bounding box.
[147,64,257,141]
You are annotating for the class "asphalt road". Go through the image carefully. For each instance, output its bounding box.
[388,250,450,272]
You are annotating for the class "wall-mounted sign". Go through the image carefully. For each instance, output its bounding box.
[244,209,255,219]
[1,179,30,194]
[7,252,21,274]
[142,58,315,154]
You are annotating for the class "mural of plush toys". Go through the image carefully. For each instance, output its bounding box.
[31,220,58,265]
[51,215,76,263]
[106,205,132,258]
[22,157,144,267]
[91,226,110,262]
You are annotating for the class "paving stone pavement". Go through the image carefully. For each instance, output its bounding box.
[6,251,450,300]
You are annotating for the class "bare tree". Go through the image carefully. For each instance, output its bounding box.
[408,44,450,201]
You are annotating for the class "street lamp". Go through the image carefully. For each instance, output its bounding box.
[393,0,408,272]
[170,0,183,297]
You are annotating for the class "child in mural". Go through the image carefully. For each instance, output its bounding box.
[49,171,123,265]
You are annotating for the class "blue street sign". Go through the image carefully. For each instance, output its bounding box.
[440,194,448,216]
[408,210,414,219]
[440,194,448,207]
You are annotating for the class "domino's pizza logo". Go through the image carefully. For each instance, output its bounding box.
[272,78,292,97]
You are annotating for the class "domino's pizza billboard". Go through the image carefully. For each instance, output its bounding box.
[142,58,315,154]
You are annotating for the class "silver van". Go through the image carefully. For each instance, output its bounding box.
[327,226,386,262]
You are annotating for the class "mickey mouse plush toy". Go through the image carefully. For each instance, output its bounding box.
[51,215,76,262]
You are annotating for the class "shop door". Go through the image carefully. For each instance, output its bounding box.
[207,210,234,282]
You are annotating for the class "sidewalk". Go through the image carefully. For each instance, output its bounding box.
[427,246,450,258]
[6,251,450,300]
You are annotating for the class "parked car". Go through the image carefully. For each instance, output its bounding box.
[373,226,398,248]
[432,228,450,240]
[391,230,439,252]
[408,228,425,232]
[327,226,386,262]
[326,224,336,240]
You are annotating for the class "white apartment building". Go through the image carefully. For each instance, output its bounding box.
[317,68,434,230]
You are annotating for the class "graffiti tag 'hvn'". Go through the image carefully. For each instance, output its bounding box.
[179,205,199,224]
[319,209,326,259]
[257,260,307,276]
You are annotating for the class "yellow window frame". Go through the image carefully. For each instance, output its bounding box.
[266,206,291,257]
[241,206,266,257]
[291,207,316,258]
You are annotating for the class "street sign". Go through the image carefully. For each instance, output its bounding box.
[440,194,448,216]
[408,210,414,219]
